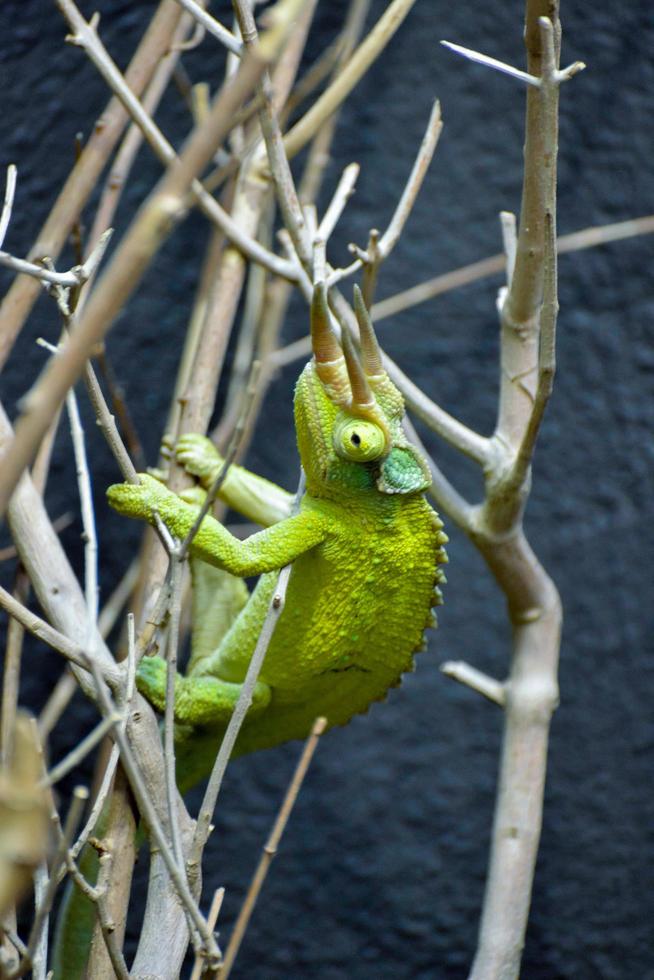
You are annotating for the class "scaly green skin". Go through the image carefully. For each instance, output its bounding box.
[108,354,448,791]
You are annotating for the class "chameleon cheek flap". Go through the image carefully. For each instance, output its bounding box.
[376,445,432,495]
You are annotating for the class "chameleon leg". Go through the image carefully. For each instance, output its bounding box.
[176,485,250,672]
[187,558,249,674]
[136,655,271,726]
[176,433,294,526]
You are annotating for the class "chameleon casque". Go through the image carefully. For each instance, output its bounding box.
[108,284,448,789]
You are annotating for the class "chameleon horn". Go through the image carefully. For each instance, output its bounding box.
[353,285,385,380]
[311,281,351,405]
[341,323,375,409]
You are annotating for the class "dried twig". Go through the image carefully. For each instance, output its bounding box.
[191,470,305,863]
[0,165,17,251]
[440,661,505,707]
[218,717,327,980]
[283,0,418,160]
[0,37,274,517]
[0,0,187,371]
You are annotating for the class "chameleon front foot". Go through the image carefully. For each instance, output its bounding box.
[107,473,179,524]
[176,434,223,487]
[136,655,271,727]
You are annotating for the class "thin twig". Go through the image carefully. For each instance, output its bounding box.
[37,671,78,741]
[190,888,225,980]
[440,661,506,707]
[317,163,360,244]
[43,713,122,787]
[0,585,120,684]
[65,384,99,643]
[83,363,138,482]
[402,416,474,531]
[173,0,242,54]
[69,745,120,865]
[163,557,186,872]
[0,165,17,251]
[283,0,418,160]
[440,39,541,87]
[98,559,140,638]
[368,212,654,321]
[374,98,443,261]
[191,470,306,863]
[219,719,327,980]
[85,656,221,966]
[12,788,88,980]
[57,0,295,281]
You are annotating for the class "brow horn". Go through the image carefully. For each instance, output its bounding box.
[310,282,351,405]
[353,285,385,379]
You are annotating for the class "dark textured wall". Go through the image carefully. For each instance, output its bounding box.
[1,2,653,977]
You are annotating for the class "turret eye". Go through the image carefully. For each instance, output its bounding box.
[334,418,386,462]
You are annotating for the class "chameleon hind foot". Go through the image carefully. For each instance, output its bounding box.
[136,655,271,727]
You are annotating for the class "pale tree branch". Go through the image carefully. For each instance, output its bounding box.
[317,163,360,245]
[283,0,418,160]
[190,471,306,864]
[348,98,443,302]
[370,211,654,321]
[0,40,274,517]
[56,0,296,282]
[440,661,506,707]
[0,0,187,371]
[172,0,242,54]
[401,416,475,532]
[218,717,327,980]
[0,165,17,251]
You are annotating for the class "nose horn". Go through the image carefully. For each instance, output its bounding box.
[341,323,374,409]
[353,285,385,379]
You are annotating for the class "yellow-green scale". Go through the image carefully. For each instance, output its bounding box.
[175,491,445,780]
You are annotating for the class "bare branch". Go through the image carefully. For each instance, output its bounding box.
[56,0,296,282]
[370,210,654,321]
[219,717,327,980]
[377,99,442,259]
[173,0,242,55]
[85,656,221,967]
[0,41,272,518]
[440,661,506,707]
[191,470,306,863]
[43,713,122,787]
[384,356,492,465]
[440,39,541,87]
[402,416,475,532]
[0,165,17,251]
[284,0,418,160]
[0,585,119,685]
[190,889,225,980]
[317,163,360,244]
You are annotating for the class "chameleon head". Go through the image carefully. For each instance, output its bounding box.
[294,283,432,498]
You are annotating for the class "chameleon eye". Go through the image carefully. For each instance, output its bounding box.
[333,418,386,462]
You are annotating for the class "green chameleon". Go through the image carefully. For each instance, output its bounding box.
[107,284,448,789]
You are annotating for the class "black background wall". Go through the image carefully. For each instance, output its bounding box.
[1,2,653,978]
